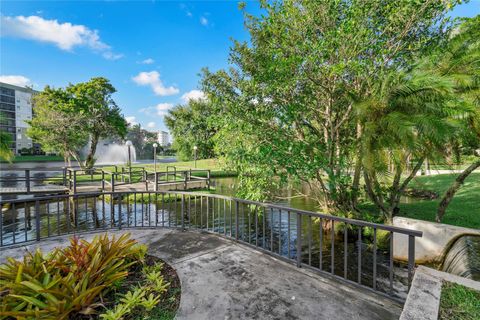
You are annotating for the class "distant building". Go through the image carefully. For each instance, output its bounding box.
[157,131,169,147]
[0,82,39,154]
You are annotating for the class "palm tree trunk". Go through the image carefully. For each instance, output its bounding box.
[436,159,480,223]
[389,157,425,220]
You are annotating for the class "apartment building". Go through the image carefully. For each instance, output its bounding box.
[0,82,39,154]
[157,130,169,147]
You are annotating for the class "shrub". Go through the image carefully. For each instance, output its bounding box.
[0,233,146,319]
[99,261,170,320]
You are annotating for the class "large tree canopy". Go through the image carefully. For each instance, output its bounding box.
[202,0,462,209]
[28,86,89,166]
[28,78,128,168]
[68,77,128,168]
[164,99,218,161]
[125,124,160,159]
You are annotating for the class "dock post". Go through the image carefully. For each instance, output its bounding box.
[154,172,158,191]
[144,169,148,191]
[35,200,41,241]
[181,194,185,230]
[111,174,115,192]
[62,168,67,186]
[207,170,211,190]
[73,170,77,194]
[25,169,31,193]
[101,170,105,191]
[184,171,188,190]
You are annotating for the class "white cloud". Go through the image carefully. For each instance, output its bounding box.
[200,16,208,26]
[139,58,155,64]
[103,52,124,60]
[155,103,174,116]
[0,15,122,60]
[0,75,31,87]
[132,71,179,96]
[147,122,156,128]
[125,116,137,125]
[139,102,174,117]
[181,90,206,103]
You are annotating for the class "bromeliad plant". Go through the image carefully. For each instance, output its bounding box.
[0,233,147,319]
[99,261,170,320]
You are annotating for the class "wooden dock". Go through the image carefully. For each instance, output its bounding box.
[0,185,69,195]
[0,166,210,196]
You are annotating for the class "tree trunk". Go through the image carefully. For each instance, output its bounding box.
[351,123,363,208]
[436,159,480,223]
[85,134,99,169]
[389,157,425,221]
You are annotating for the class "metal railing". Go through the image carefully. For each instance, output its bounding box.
[1,166,211,194]
[0,191,421,300]
[146,168,211,191]
[0,168,66,193]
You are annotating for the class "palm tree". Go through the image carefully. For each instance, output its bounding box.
[356,68,465,223]
[431,16,480,222]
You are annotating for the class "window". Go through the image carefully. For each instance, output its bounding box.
[0,95,15,104]
[17,134,22,139]
[0,87,15,96]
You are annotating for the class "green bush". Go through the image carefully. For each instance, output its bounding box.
[0,233,146,319]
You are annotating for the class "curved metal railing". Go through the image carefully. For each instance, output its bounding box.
[0,191,421,300]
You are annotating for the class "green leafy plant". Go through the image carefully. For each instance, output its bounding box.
[148,277,170,296]
[141,293,162,311]
[99,303,131,320]
[0,233,145,319]
[119,287,146,309]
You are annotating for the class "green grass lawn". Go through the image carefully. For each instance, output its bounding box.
[398,172,480,229]
[439,282,480,320]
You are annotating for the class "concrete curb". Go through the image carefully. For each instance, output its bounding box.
[400,266,480,320]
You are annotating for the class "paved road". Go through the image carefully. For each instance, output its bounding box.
[0,229,402,320]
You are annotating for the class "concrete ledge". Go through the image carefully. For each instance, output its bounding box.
[393,217,480,263]
[400,266,480,320]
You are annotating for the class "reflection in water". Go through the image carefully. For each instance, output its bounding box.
[442,235,480,281]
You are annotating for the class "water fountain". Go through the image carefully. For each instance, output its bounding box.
[441,235,480,281]
[83,140,137,165]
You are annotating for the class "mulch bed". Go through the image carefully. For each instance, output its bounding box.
[73,255,181,319]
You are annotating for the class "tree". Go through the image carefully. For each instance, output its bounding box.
[356,69,464,222]
[0,131,14,163]
[164,99,217,161]
[433,16,480,222]
[202,0,459,211]
[125,124,160,159]
[69,77,128,169]
[0,110,14,162]
[28,86,89,166]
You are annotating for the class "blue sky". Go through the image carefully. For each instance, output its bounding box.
[1,1,479,133]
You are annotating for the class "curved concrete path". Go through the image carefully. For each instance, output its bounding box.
[0,229,402,320]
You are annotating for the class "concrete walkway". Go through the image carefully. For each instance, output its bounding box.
[0,229,402,320]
